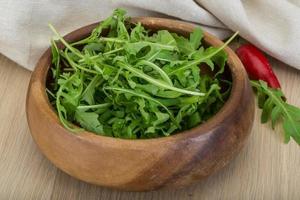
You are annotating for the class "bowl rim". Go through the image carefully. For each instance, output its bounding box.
[27,17,247,145]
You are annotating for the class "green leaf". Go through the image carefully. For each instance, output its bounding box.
[257,91,266,108]
[136,60,173,86]
[136,98,150,123]
[130,22,147,42]
[50,39,60,90]
[212,50,227,76]
[190,27,203,50]
[124,42,150,55]
[153,112,170,126]
[172,34,194,55]
[188,111,201,128]
[286,104,300,120]
[169,31,239,75]
[270,105,281,129]
[261,98,273,123]
[251,80,300,145]
[152,30,177,47]
[81,75,101,105]
[75,110,104,135]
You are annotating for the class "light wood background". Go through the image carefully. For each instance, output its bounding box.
[0,49,299,199]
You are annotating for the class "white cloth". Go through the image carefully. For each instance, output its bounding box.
[0,0,299,70]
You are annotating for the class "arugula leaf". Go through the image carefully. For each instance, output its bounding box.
[252,80,300,144]
[81,75,101,105]
[75,110,104,135]
[50,39,60,90]
[190,27,203,50]
[169,31,238,75]
[173,34,194,55]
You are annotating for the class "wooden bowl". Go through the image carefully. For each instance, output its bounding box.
[26,17,254,191]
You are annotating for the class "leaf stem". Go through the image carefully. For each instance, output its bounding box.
[46,88,56,99]
[136,60,173,86]
[100,37,125,43]
[64,50,100,74]
[103,47,124,55]
[48,24,83,58]
[77,103,111,110]
[118,62,205,96]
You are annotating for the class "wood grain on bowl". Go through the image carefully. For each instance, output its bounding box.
[26,17,255,191]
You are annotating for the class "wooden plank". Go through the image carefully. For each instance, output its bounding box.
[0,55,57,199]
[0,52,299,199]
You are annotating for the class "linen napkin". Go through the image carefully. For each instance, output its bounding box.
[0,0,299,70]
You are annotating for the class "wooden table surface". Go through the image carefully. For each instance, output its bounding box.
[0,51,299,200]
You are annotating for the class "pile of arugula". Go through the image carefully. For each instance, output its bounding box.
[47,9,237,139]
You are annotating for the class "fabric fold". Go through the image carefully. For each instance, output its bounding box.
[0,0,299,70]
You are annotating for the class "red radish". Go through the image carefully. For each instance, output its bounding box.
[236,44,281,89]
